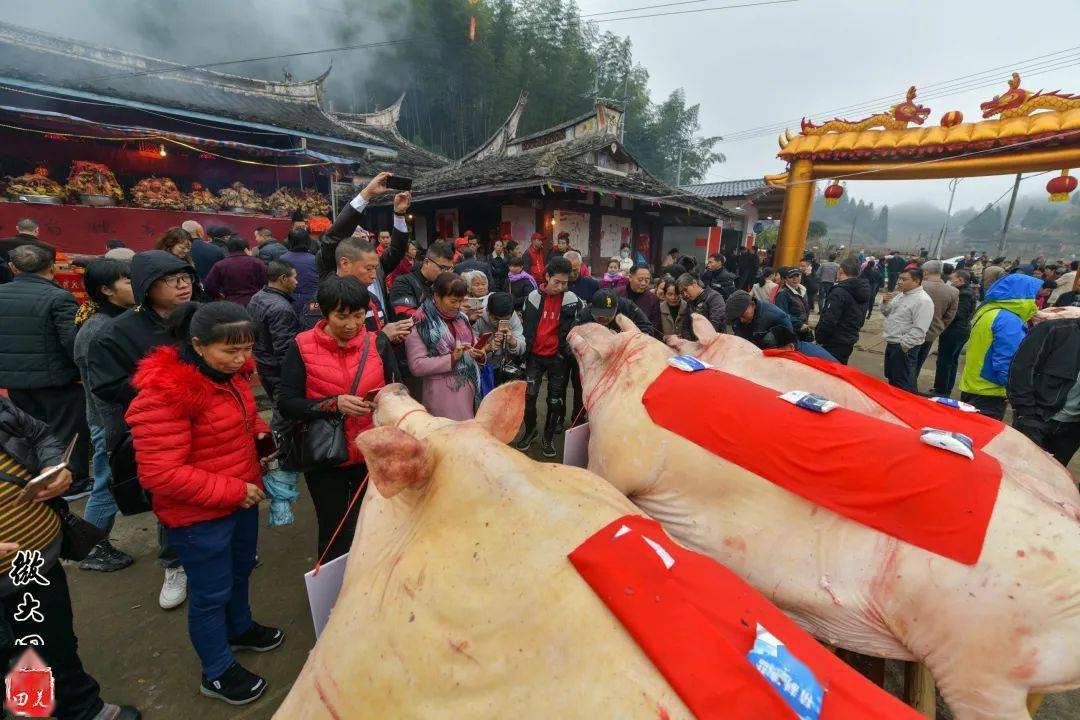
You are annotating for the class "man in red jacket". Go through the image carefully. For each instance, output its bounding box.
[525,232,547,283]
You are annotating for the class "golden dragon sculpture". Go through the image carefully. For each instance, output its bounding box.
[980,72,1080,119]
[800,86,930,135]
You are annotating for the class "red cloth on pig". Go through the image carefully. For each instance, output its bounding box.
[762,349,1004,448]
[643,367,1001,565]
[569,516,923,720]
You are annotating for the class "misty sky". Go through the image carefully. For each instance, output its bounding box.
[582,0,1080,212]
[4,0,1080,213]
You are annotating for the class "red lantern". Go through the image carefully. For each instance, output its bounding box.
[1047,169,1077,203]
[940,111,964,128]
[824,181,844,206]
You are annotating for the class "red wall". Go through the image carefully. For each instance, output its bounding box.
[0,201,292,255]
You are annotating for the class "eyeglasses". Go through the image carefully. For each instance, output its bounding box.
[160,273,193,288]
[426,257,454,272]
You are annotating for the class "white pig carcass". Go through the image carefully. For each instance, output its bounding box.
[274,382,693,719]
[568,319,1080,720]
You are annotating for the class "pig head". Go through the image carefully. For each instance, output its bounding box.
[274,381,692,719]
[569,320,1080,720]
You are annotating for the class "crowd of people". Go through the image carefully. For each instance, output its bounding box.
[0,168,1077,717]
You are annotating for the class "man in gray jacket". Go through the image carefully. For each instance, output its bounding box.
[913,259,960,384]
[881,268,934,393]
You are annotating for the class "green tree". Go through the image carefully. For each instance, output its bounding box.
[807,220,827,241]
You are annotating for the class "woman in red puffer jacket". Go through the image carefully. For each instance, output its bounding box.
[126,301,282,707]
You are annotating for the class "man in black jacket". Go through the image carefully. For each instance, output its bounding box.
[248,259,300,400]
[1007,315,1080,465]
[0,397,141,720]
[575,288,655,336]
[518,257,581,458]
[616,264,661,337]
[701,253,737,299]
[676,274,726,340]
[391,241,455,318]
[727,290,794,349]
[814,258,869,365]
[736,246,760,291]
[932,269,977,397]
[886,252,908,292]
[0,244,89,497]
[87,250,195,610]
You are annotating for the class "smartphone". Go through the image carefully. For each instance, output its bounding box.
[498,319,510,333]
[255,433,277,460]
[364,389,380,403]
[386,175,413,191]
[18,434,77,502]
[477,332,493,347]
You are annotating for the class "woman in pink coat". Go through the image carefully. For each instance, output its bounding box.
[405,272,486,420]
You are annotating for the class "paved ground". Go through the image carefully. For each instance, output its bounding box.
[64,306,1079,719]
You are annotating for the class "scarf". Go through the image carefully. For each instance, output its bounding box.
[180,344,233,384]
[507,271,538,289]
[603,271,624,284]
[74,299,126,327]
[416,297,482,402]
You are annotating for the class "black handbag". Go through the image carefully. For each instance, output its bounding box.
[108,432,153,516]
[280,339,370,472]
[49,499,106,561]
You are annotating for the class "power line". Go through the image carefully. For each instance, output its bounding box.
[720,46,1080,143]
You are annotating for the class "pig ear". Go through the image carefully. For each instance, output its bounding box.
[691,313,719,343]
[475,380,526,444]
[614,313,640,334]
[356,426,434,498]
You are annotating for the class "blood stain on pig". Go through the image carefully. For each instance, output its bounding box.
[449,638,479,664]
[657,703,671,720]
[1035,547,1056,561]
[722,537,747,552]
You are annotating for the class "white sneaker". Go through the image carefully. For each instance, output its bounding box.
[159,567,188,610]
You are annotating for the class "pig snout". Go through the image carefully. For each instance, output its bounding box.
[373,383,424,428]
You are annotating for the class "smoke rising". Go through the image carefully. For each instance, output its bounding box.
[1,0,409,112]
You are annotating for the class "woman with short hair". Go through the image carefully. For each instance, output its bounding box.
[405,272,486,420]
[276,276,399,562]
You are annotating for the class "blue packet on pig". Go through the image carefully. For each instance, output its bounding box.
[920,427,974,459]
[779,390,838,413]
[668,355,712,372]
[746,624,824,720]
[929,396,979,413]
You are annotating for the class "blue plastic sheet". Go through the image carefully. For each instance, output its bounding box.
[263,468,300,526]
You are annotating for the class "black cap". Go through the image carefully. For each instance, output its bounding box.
[591,289,618,318]
[487,292,513,319]
[781,266,802,279]
[725,290,752,322]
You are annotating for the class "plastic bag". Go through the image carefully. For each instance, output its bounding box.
[263,467,300,526]
[669,355,712,372]
[929,396,979,413]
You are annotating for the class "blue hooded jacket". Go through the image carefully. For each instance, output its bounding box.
[959,273,1043,396]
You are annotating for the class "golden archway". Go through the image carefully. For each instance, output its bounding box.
[766,74,1080,266]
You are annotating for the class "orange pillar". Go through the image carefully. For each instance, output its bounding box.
[774,158,815,267]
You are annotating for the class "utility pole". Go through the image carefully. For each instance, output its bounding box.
[675,148,683,187]
[620,68,629,142]
[997,173,1023,257]
[849,215,857,245]
[933,178,960,259]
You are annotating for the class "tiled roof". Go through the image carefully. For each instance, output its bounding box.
[413,133,734,219]
[682,178,769,199]
[0,22,393,151]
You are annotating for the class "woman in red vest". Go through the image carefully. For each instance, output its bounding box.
[126,301,281,707]
[277,275,399,562]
